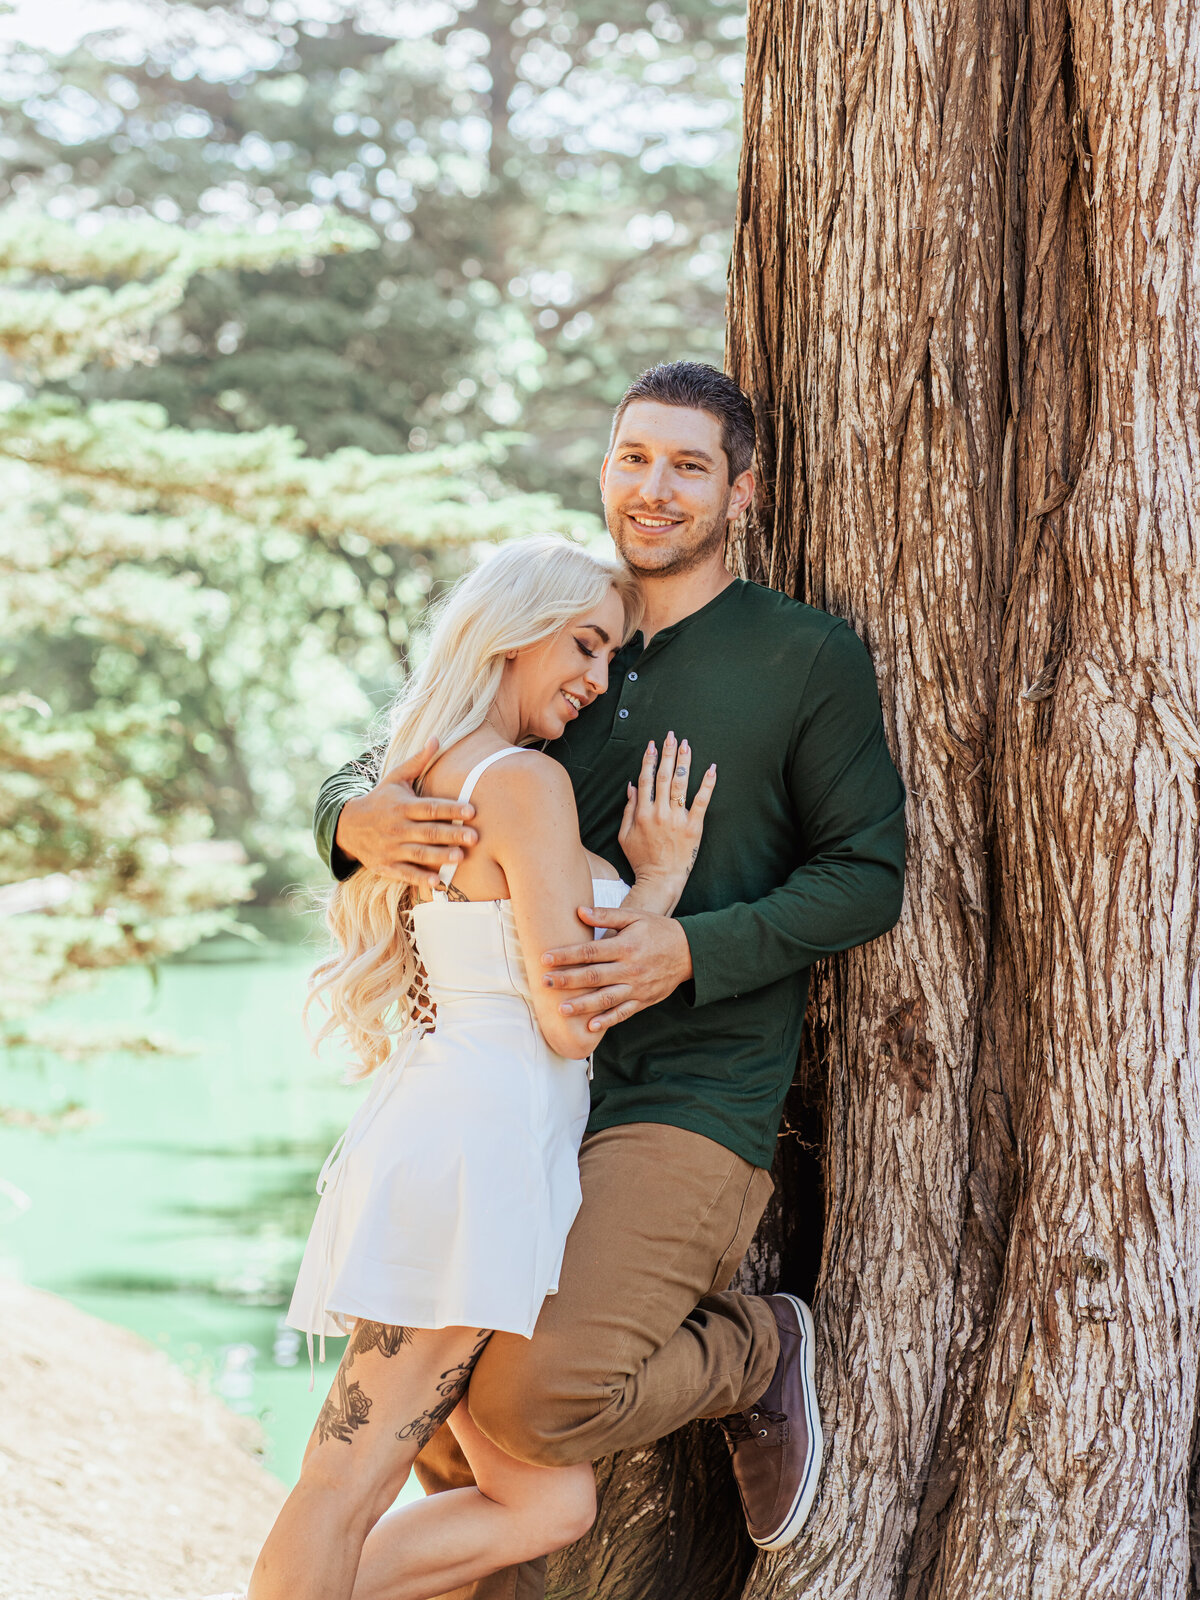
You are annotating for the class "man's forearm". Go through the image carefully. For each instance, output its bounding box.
[675,620,908,1008]
[314,750,378,880]
[678,796,906,1006]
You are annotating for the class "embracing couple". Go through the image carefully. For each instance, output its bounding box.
[247,362,906,1600]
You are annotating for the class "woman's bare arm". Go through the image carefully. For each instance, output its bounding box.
[477,752,605,1060]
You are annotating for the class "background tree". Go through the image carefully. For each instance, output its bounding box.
[0,206,584,1040]
[549,0,1199,1597]
[0,0,745,508]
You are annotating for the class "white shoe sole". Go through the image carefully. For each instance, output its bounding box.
[752,1294,824,1550]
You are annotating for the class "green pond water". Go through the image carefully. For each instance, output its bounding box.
[0,929,391,1486]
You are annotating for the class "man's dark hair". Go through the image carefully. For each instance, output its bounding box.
[610,361,756,481]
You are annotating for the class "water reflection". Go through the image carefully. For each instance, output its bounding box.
[0,933,362,1483]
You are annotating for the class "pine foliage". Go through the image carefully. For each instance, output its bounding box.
[0,207,587,1031]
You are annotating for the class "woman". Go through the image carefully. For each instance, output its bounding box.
[247,537,715,1600]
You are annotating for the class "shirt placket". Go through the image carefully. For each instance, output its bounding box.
[606,630,674,746]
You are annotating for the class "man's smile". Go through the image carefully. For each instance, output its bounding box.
[625,511,685,532]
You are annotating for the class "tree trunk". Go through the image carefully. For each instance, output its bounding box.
[726,0,1199,1597]
[553,0,1198,1595]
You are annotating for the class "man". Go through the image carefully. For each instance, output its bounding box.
[314,362,906,1597]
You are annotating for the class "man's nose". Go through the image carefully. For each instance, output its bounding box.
[640,458,672,503]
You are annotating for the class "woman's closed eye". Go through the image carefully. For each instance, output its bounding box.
[575,638,597,659]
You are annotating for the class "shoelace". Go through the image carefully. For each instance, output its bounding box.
[721,1405,787,1443]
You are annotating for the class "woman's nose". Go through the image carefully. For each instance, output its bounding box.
[585,657,610,695]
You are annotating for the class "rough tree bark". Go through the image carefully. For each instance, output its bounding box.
[724,0,1199,1597]
[551,0,1198,1597]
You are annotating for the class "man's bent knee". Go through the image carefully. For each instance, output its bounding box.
[469,1356,602,1469]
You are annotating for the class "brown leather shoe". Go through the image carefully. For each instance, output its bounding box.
[718,1294,823,1550]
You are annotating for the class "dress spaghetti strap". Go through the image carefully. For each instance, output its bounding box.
[437,745,526,890]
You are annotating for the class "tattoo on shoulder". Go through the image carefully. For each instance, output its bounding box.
[395,1330,491,1451]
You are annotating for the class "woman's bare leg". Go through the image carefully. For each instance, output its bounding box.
[351,1400,595,1600]
[247,1323,490,1600]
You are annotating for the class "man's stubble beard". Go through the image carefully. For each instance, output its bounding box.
[605,495,732,579]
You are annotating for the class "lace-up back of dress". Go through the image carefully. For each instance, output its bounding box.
[398,883,464,1036]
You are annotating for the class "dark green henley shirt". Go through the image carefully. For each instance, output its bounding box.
[313,579,906,1168]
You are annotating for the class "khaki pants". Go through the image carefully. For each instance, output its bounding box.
[412,1122,780,1600]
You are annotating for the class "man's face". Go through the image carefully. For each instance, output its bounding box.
[601,401,754,578]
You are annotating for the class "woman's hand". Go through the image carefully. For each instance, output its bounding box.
[618,733,716,916]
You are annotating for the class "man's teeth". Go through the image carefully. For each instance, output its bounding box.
[630,514,677,527]
[563,692,582,710]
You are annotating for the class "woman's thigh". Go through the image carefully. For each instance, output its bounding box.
[302,1321,492,1504]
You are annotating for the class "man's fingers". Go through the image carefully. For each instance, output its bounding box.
[575,906,637,931]
[398,797,477,826]
[588,1000,640,1031]
[543,966,611,991]
[372,863,442,890]
[383,737,438,787]
[402,816,478,845]
[541,936,613,968]
[556,986,633,1018]
[392,842,463,870]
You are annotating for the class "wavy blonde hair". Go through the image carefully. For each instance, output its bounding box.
[307,535,643,1077]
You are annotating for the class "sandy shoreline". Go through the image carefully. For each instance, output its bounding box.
[0,1278,286,1600]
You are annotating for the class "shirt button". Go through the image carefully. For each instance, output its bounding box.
[618,709,629,719]
[628,671,638,681]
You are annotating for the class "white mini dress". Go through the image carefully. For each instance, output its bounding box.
[288,746,629,1359]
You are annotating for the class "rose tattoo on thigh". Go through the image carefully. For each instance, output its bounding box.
[315,1320,414,1446]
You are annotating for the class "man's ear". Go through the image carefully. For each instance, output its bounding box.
[727,467,755,521]
[599,452,611,496]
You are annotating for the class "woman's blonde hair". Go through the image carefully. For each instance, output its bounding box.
[307,535,643,1077]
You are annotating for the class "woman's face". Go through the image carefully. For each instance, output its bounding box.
[505,585,628,743]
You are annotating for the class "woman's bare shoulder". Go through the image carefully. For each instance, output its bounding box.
[476,748,574,806]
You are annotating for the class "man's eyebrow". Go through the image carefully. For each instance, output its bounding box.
[616,440,716,464]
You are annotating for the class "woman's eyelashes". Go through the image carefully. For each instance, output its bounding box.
[575,638,597,659]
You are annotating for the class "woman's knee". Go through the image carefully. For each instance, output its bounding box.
[541,1469,596,1551]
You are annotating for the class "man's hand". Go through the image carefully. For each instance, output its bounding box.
[334,738,479,891]
[540,906,694,1031]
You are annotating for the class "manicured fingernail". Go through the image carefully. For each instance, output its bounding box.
[708,763,716,773]
[666,730,676,742]
[681,740,689,752]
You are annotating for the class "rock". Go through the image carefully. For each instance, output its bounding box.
[0,1278,285,1600]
